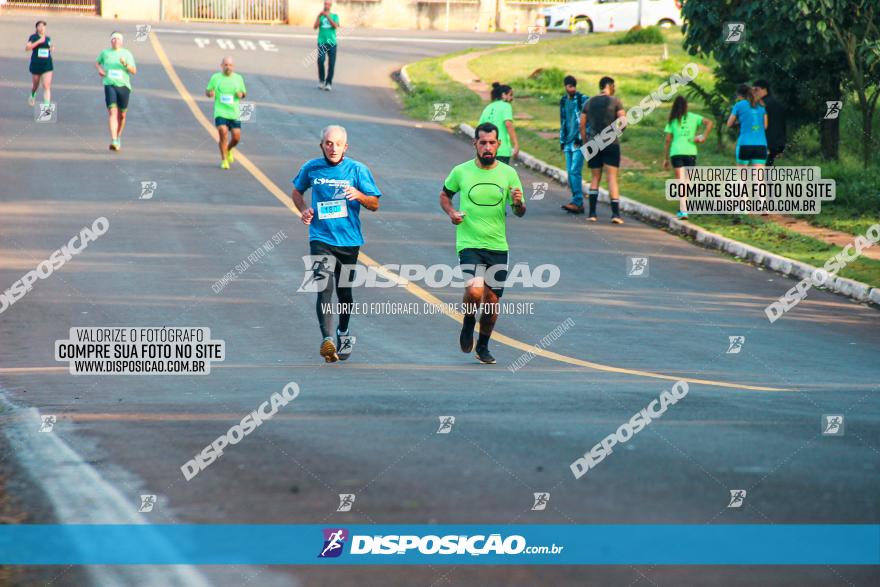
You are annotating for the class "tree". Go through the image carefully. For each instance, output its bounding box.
[681,0,879,166]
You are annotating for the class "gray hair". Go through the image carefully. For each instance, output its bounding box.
[321,125,347,142]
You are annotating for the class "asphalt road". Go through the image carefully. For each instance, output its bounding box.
[0,13,878,587]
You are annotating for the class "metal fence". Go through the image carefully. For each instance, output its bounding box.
[182,0,287,23]
[2,0,98,12]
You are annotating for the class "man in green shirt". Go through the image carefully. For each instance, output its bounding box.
[95,32,136,151]
[206,57,247,169]
[313,1,339,91]
[439,122,526,364]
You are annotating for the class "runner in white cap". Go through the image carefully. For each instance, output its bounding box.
[95,32,136,151]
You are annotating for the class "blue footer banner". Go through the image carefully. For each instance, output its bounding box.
[1,525,878,565]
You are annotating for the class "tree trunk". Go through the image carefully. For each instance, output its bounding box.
[820,75,841,161]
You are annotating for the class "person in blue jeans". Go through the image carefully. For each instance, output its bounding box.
[559,75,589,214]
[727,83,768,168]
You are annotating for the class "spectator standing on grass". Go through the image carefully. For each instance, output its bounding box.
[560,75,589,214]
[478,82,519,165]
[314,1,339,91]
[663,96,713,220]
[579,76,626,224]
[753,80,785,166]
[727,84,768,168]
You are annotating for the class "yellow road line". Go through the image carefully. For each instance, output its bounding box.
[149,33,788,393]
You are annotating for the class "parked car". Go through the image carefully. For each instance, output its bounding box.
[540,0,683,34]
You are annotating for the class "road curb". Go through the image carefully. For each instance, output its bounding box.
[458,122,880,309]
[397,65,414,93]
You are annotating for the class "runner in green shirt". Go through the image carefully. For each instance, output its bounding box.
[95,32,136,151]
[206,57,248,169]
[313,1,339,91]
[663,96,713,219]
[439,122,526,364]
[478,82,519,164]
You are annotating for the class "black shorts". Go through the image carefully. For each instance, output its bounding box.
[309,240,360,291]
[215,117,241,129]
[587,143,621,169]
[458,248,509,297]
[29,62,53,75]
[670,155,697,168]
[104,85,131,111]
[736,144,768,165]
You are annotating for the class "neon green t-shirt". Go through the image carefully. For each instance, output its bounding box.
[664,113,704,157]
[478,100,514,157]
[97,48,136,89]
[317,13,339,45]
[206,72,247,120]
[443,160,523,253]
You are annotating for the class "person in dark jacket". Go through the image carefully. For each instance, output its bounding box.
[753,80,786,166]
[559,75,588,214]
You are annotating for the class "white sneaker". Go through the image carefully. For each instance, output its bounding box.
[324,84,332,92]
[28,94,36,107]
[317,82,326,90]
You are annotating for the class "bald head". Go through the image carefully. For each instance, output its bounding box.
[221,57,234,75]
[320,125,348,164]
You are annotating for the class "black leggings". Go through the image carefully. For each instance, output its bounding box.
[309,240,359,338]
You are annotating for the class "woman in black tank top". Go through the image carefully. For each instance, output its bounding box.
[25,20,54,106]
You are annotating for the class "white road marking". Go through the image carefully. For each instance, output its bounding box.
[152,27,517,45]
[0,393,215,586]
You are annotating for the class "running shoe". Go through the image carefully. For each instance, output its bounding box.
[611,217,625,224]
[587,216,598,222]
[28,93,36,107]
[320,337,339,363]
[324,84,332,92]
[220,159,230,170]
[459,318,475,353]
[226,148,234,165]
[561,203,584,214]
[317,82,326,90]
[676,211,688,220]
[109,139,120,151]
[336,330,355,361]
[474,345,496,364]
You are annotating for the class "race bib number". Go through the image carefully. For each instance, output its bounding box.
[37,48,49,58]
[108,69,124,80]
[317,199,348,220]
[220,94,234,105]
